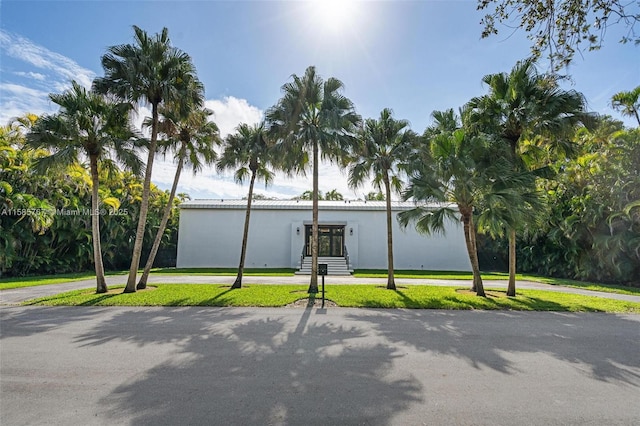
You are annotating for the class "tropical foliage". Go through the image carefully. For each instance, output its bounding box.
[515,118,640,284]
[364,191,385,201]
[2,22,638,295]
[401,109,497,296]
[1,117,78,276]
[1,123,181,278]
[611,86,640,126]
[293,189,344,200]
[26,82,140,293]
[467,58,592,295]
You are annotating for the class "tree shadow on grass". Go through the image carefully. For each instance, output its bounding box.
[394,290,420,308]
[196,286,236,306]
[78,294,119,306]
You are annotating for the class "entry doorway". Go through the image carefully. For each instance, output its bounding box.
[305,225,344,257]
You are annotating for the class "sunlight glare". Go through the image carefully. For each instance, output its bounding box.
[308,0,359,34]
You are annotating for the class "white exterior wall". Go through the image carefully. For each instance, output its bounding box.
[177,208,295,268]
[177,201,471,271]
[352,209,470,271]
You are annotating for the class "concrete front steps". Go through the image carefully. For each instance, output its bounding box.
[295,256,352,276]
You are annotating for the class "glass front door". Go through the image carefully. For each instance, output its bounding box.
[305,225,344,257]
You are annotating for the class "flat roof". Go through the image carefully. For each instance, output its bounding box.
[180,199,454,211]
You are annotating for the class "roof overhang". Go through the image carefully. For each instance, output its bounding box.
[179,199,457,212]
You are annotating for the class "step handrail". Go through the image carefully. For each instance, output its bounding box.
[344,245,350,270]
[300,244,306,268]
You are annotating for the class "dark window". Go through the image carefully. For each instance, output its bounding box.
[305,225,344,257]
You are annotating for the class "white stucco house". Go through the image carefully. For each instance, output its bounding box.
[176,200,471,274]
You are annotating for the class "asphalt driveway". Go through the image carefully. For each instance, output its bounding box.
[1,306,639,425]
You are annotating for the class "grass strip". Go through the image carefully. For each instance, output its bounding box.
[24,284,640,313]
[521,276,640,296]
[0,271,125,290]
[354,270,640,296]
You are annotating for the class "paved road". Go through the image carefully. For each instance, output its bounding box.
[1,306,639,425]
[2,274,640,305]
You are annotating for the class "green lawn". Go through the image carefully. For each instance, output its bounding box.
[0,271,126,290]
[354,270,640,296]
[517,275,640,296]
[24,284,640,313]
[0,268,293,290]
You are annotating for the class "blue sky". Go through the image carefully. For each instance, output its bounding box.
[1,0,638,199]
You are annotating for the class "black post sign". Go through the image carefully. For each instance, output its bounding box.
[318,264,328,276]
[318,263,327,308]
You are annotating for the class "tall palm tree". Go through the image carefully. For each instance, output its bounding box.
[217,122,275,289]
[348,108,415,290]
[611,86,640,126]
[400,109,488,296]
[136,105,220,289]
[267,66,360,293]
[467,58,591,296]
[93,25,203,293]
[27,81,140,293]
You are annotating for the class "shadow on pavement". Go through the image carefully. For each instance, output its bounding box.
[3,306,639,425]
[74,307,423,425]
[347,309,640,385]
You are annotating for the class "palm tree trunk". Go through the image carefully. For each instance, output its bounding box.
[124,102,159,293]
[507,228,517,296]
[468,214,485,296]
[137,145,185,290]
[233,170,257,289]
[469,214,480,289]
[383,174,396,290]
[309,139,319,293]
[461,209,484,297]
[89,154,107,294]
[462,213,476,290]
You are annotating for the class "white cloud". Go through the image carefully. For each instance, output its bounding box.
[130,105,153,137]
[0,83,53,124]
[149,95,379,200]
[0,30,96,125]
[205,96,263,137]
[14,71,47,81]
[0,31,366,200]
[273,160,376,200]
[0,30,95,89]
[152,153,374,201]
[151,96,265,197]
[0,82,49,99]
